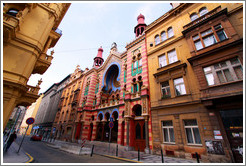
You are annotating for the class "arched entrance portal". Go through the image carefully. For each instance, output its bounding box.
[111,111,118,143]
[88,123,93,141]
[132,104,146,151]
[96,113,103,141]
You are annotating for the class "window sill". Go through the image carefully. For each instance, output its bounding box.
[187,143,203,147]
[157,60,181,71]
[163,142,176,145]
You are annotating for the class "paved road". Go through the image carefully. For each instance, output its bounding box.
[15,136,128,163]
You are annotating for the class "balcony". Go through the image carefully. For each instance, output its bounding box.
[49,28,62,48]
[3,13,19,42]
[32,53,53,74]
[182,6,223,34]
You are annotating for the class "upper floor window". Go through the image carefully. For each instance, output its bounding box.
[138,58,142,67]
[190,13,199,21]
[159,54,167,68]
[199,7,208,16]
[6,8,19,17]
[193,24,227,51]
[161,31,167,41]
[203,57,243,86]
[161,81,171,99]
[167,49,178,64]
[174,77,186,96]
[167,27,174,38]
[155,35,160,45]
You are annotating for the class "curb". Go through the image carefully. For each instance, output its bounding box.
[25,153,34,163]
[97,154,142,163]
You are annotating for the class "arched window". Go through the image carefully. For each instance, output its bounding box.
[6,8,19,17]
[199,7,208,16]
[190,13,199,21]
[155,35,160,45]
[167,27,174,38]
[161,31,167,41]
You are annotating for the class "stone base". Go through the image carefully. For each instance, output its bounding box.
[125,146,134,151]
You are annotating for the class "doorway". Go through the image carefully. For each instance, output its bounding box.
[134,120,146,151]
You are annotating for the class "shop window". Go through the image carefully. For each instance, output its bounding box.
[155,35,160,45]
[167,27,174,38]
[162,121,175,143]
[193,24,227,51]
[184,119,201,145]
[190,12,199,21]
[174,77,186,96]
[161,81,171,99]
[203,57,243,86]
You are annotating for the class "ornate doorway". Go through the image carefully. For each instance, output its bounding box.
[134,120,146,151]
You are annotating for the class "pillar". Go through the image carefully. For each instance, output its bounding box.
[144,115,150,153]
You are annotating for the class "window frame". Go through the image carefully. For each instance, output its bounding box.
[155,35,160,45]
[167,49,178,64]
[203,57,243,86]
[173,77,187,96]
[158,54,167,68]
[184,119,202,145]
[192,24,228,51]
[167,27,174,38]
[162,121,175,144]
[190,12,199,21]
[161,81,171,99]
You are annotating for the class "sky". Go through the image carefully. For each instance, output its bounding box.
[27,2,173,93]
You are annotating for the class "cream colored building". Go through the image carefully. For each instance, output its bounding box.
[19,94,43,135]
[3,3,70,129]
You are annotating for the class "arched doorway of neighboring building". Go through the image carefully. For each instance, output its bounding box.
[96,113,104,141]
[132,104,146,151]
[121,111,125,145]
[88,123,93,141]
[111,111,118,143]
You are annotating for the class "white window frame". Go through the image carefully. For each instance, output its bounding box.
[184,120,202,145]
[173,77,186,96]
[167,27,174,38]
[203,57,243,86]
[167,49,178,64]
[159,54,167,68]
[161,81,171,98]
[162,121,175,144]
[155,35,160,45]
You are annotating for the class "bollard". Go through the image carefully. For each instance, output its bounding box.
[116,144,118,156]
[90,145,94,157]
[161,149,164,163]
[138,147,140,161]
[195,152,200,163]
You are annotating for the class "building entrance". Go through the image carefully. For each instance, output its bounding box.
[134,120,146,151]
[220,109,243,163]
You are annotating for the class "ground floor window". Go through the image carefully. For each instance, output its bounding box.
[162,121,175,143]
[184,119,201,145]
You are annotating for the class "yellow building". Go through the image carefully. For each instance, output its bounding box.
[3,3,70,129]
[19,94,43,135]
[146,3,243,162]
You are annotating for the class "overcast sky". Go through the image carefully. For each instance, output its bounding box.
[27,2,172,93]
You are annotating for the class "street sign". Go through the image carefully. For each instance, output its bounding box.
[26,117,35,125]
[109,122,114,128]
[110,117,113,122]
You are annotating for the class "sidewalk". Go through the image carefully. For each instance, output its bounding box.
[44,138,196,163]
[2,141,33,163]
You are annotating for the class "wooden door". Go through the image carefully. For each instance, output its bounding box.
[134,120,146,152]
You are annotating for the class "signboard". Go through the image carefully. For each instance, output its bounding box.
[109,122,114,128]
[26,117,35,125]
[110,117,113,122]
[214,130,223,139]
[205,140,225,155]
